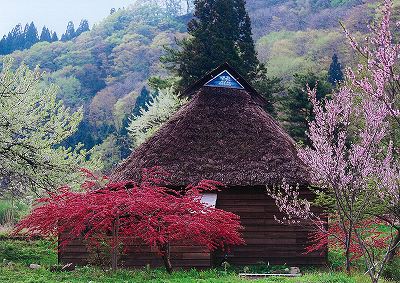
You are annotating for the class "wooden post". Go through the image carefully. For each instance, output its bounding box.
[111,216,119,271]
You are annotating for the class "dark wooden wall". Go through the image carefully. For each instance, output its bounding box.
[213,187,327,266]
[59,239,211,268]
[59,186,327,268]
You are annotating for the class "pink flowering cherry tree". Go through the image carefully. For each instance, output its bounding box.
[268,1,399,282]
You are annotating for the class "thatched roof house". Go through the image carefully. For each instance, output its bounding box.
[59,63,325,269]
[112,63,310,187]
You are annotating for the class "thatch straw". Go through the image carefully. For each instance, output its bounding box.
[112,86,309,187]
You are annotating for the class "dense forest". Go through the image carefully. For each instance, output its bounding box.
[0,20,90,55]
[0,0,390,173]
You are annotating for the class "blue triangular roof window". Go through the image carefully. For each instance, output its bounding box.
[204,70,244,89]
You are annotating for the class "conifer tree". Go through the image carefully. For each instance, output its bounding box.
[9,24,24,52]
[281,72,332,145]
[162,0,279,114]
[24,22,39,49]
[61,21,76,41]
[328,53,344,86]
[51,32,59,42]
[0,36,6,55]
[76,19,90,36]
[252,64,282,116]
[40,26,52,42]
[132,86,153,116]
[163,0,259,89]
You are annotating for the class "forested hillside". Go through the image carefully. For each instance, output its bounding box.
[2,4,187,165]
[0,0,390,172]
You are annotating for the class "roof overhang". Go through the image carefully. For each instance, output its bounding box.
[182,62,267,106]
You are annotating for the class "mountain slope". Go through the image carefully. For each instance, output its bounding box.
[4,5,187,150]
[1,0,390,163]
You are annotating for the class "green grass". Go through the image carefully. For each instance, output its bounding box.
[0,199,29,225]
[0,240,57,266]
[0,239,397,283]
[0,266,380,283]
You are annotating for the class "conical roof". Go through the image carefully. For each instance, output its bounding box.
[112,65,310,186]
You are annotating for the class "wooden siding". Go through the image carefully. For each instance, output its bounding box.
[58,238,211,268]
[58,187,327,268]
[213,187,327,266]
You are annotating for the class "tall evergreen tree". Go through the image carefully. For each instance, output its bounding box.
[0,36,6,55]
[252,64,283,116]
[0,23,57,54]
[163,0,259,89]
[51,32,59,42]
[133,86,153,116]
[24,22,39,49]
[9,24,24,52]
[281,72,332,145]
[40,26,52,42]
[328,53,344,86]
[162,0,279,114]
[61,21,76,41]
[76,19,90,36]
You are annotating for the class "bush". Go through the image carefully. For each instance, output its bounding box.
[0,199,29,225]
[382,258,400,281]
[328,248,346,271]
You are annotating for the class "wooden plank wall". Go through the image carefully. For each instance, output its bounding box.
[59,186,327,268]
[59,238,211,268]
[213,187,327,266]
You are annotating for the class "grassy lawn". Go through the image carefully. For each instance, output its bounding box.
[0,239,398,283]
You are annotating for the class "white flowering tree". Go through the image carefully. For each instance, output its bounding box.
[0,57,98,196]
[127,87,186,149]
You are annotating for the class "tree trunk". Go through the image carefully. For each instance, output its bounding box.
[111,216,119,271]
[387,229,400,263]
[161,243,173,274]
[344,230,352,274]
[345,245,351,274]
[344,221,354,274]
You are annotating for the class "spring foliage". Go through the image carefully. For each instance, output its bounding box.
[0,58,97,195]
[268,1,400,282]
[14,167,244,272]
[127,88,186,148]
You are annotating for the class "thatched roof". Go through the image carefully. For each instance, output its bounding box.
[112,65,310,186]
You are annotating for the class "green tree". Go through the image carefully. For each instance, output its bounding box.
[76,19,90,36]
[8,24,24,52]
[132,86,153,116]
[89,134,121,174]
[163,0,259,89]
[51,31,59,42]
[252,64,283,115]
[61,21,76,41]
[24,22,39,49]
[39,26,52,42]
[0,58,98,196]
[328,53,344,86]
[128,88,186,148]
[280,72,332,144]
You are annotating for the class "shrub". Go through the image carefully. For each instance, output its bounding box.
[382,258,400,281]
